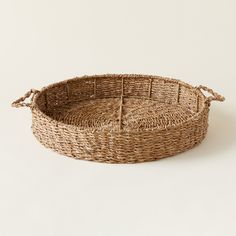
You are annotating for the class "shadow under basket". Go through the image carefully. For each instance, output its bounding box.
[12,74,225,163]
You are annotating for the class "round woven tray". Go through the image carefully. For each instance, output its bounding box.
[12,74,225,163]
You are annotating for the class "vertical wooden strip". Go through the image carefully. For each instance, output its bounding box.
[119,78,124,131]
[177,83,180,103]
[118,96,124,131]
[66,81,70,100]
[148,78,153,98]
[121,77,124,96]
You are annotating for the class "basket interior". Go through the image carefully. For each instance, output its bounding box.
[35,75,205,131]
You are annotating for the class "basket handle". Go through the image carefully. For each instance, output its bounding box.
[197,85,225,103]
[11,89,39,108]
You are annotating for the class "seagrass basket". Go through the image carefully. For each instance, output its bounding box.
[12,74,225,163]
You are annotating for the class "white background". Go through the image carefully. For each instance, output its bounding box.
[1,0,236,235]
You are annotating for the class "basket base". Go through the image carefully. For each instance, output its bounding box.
[48,98,196,131]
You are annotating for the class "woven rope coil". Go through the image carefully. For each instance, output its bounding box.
[12,74,225,163]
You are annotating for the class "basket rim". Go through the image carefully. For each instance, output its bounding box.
[32,74,207,133]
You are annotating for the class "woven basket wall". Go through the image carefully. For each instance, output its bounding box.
[12,74,225,163]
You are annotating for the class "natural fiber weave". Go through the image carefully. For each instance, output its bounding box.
[12,74,225,163]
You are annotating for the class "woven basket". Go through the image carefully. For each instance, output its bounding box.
[12,74,225,163]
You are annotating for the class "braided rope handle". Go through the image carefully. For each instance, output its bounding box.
[197,85,225,103]
[12,89,39,108]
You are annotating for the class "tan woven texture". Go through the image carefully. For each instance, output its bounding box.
[12,74,225,163]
